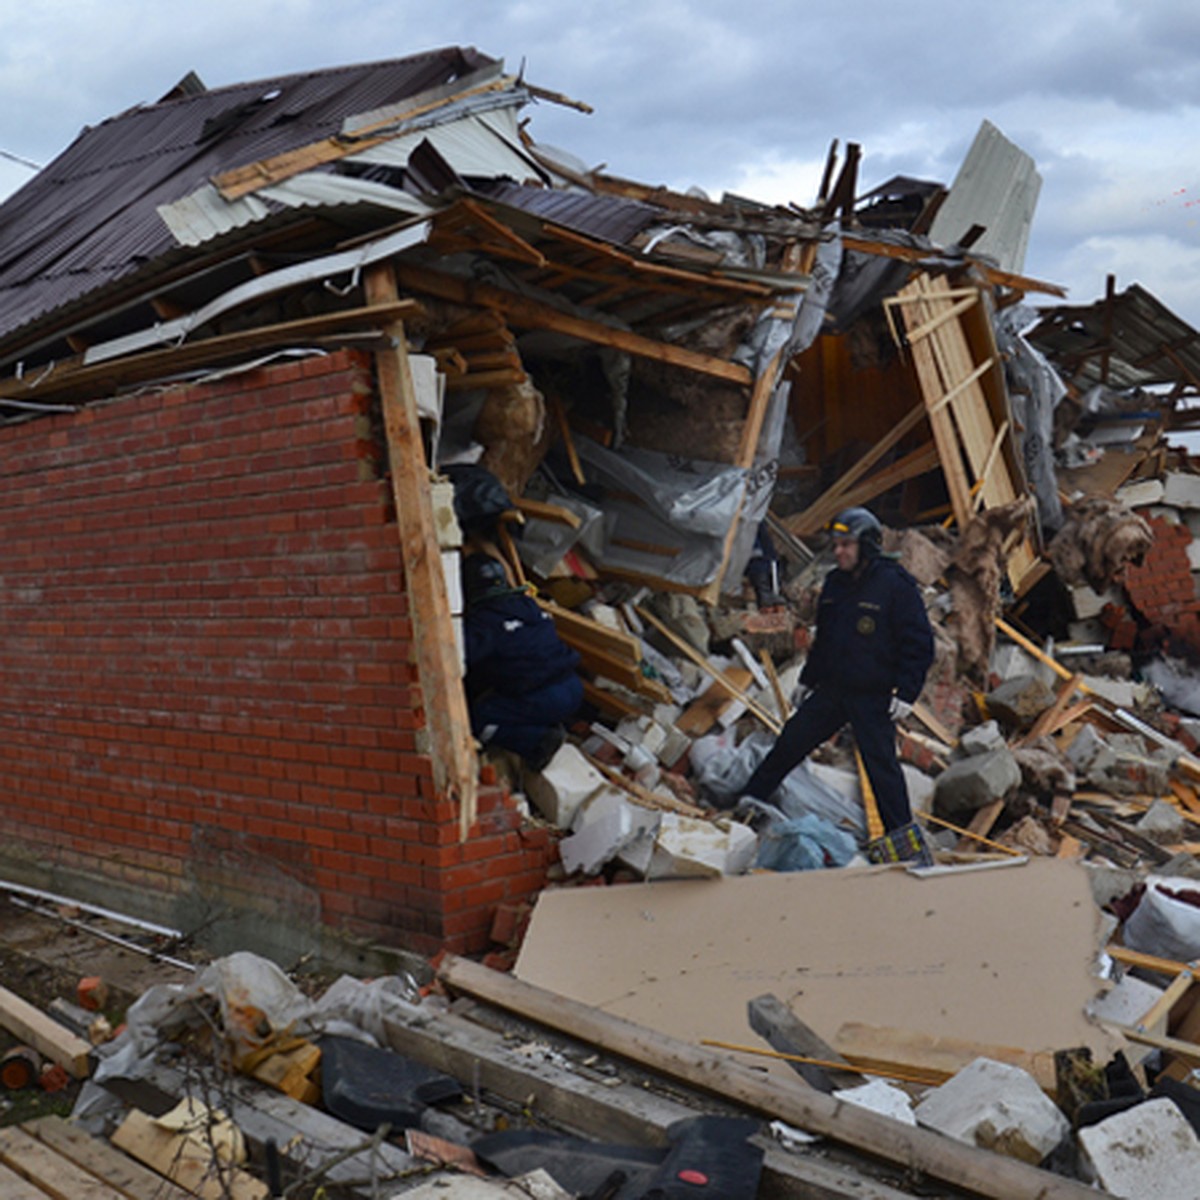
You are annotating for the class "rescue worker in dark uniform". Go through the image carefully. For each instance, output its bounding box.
[741,507,934,834]
[462,553,583,771]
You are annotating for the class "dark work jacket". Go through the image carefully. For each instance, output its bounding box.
[800,555,934,703]
[465,591,581,700]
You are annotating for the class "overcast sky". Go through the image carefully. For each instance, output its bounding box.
[3,0,1199,326]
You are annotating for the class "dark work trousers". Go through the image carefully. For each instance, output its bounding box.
[743,687,912,832]
[471,675,583,761]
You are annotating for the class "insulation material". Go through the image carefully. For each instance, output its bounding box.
[1047,496,1153,593]
[475,379,551,498]
[515,858,1122,1084]
[946,499,1035,681]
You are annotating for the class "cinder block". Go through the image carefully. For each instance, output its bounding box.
[646,814,757,879]
[559,788,661,877]
[1115,478,1165,508]
[525,744,607,829]
[1079,1097,1200,1197]
[1164,472,1200,510]
[933,749,1021,818]
[914,1057,1068,1164]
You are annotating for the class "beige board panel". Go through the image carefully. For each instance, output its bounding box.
[515,858,1121,1083]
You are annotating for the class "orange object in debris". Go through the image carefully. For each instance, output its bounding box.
[39,1063,71,1093]
[77,975,109,1012]
[1,1046,40,1090]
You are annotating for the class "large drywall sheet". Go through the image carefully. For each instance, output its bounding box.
[516,860,1119,1067]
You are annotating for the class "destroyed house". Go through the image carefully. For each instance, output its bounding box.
[0,47,1075,962]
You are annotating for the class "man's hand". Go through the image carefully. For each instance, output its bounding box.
[889,696,913,722]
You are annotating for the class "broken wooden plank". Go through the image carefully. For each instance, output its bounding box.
[436,955,1100,1200]
[637,606,782,734]
[0,1161,55,1200]
[367,264,478,836]
[111,1110,268,1200]
[0,984,91,1079]
[105,1060,414,1198]
[391,262,753,387]
[514,497,583,528]
[21,1116,193,1200]
[582,751,705,818]
[378,1001,917,1200]
[0,1126,125,1200]
[832,1023,1057,1093]
[953,798,1005,854]
[676,666,755,736]
[0,301,421,406]
[746,994,866,1092]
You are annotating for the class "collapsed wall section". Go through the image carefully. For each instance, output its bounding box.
[0,349,550,960]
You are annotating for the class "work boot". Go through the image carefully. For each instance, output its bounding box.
[866,821,934,868]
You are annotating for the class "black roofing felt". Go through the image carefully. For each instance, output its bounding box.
[0,47,497,355]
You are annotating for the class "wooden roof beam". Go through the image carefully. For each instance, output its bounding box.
[389,262,752,386]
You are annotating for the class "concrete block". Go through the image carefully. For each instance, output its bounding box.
[1086,974,1165,1027]
[1188,538,1200,573]
[1147,503,1182,524]
[1068,583,1119,620]
[990,642,1042,683]
[429,479,462,548]
[647,814,757,879]
[559,788,661,876]
[933,749,1021,818]
[1137,797,1186,841]
[1079,1098,1200,1197]
[1080,675,1150,709]
[833,1079,916,1125]
[958,719,1006,757]
[985,674,1056,730]
[1067,618,1106,643]
[914,1057,1068,1164]
[1163,471,1200,509]
[616,715,668,759]
[525,745,607,829]
[1064,723,1114,772]
[441,549,463,614]
[1115,478,1165,508]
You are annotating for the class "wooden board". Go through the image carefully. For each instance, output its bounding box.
[514,859,1122,1077]
[0,1126,124,1200]
[441,956,1100,1200]
[676,667,755,735]
[21,1117,193,1200]
[0,984,91,1078]
[367,264,478,835]
[111,1111,268,1200]
[0,1162,52,1200]
[832,1022,1057,1092]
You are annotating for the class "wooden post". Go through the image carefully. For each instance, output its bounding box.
[366,263,478,837]
[437,956,1103,1200]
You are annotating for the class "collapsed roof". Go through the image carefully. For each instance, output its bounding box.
[1,45,1191,606]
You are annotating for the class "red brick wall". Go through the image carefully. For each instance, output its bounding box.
[0,350,552,957]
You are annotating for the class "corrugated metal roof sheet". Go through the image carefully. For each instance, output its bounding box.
[475,181,662,246]
[928,119,1041,275]
[1028,283,1200,392]
[0,47,499,357]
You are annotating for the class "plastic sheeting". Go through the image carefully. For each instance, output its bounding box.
[693,728,867,838]
[996,305,1065,535]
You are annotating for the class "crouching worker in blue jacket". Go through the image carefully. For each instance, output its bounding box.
[741,507,934,846]
[462,553,583,772]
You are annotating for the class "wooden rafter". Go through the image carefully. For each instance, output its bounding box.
[389,261,753,386]
[213,73,517,201]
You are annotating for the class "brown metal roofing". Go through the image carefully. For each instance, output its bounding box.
[0,47,497,360]
[1027,283,1200,393]
[474,181,662,246]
